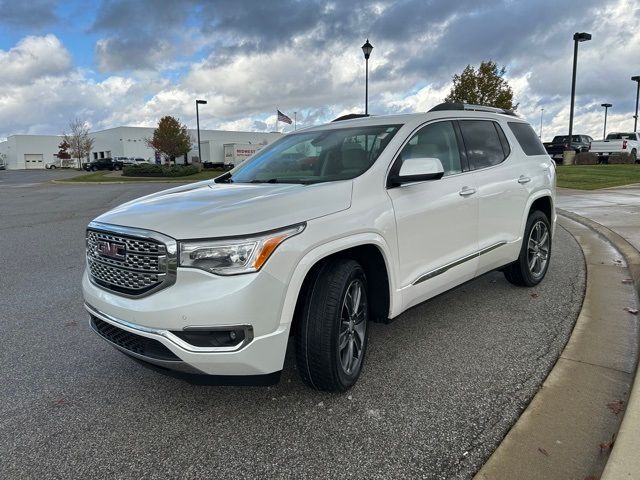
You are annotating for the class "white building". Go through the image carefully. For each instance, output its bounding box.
[0,127,282,169]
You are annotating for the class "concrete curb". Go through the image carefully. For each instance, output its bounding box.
[475,213,639,480]
[558,209,640,479]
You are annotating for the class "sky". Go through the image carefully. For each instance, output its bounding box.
[0,0,639,142]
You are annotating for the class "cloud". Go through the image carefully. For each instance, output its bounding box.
[0,35,72,85]
[0,0,57,28]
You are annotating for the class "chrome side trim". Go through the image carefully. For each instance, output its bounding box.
[85,303,254,353]
[412,241,507,285]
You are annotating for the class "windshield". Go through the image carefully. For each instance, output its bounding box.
[552,136,581,143]
[220,124,402,184]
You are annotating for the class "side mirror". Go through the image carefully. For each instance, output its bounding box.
[388,157,444,187]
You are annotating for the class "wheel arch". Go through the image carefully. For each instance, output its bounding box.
[279,234,398,338]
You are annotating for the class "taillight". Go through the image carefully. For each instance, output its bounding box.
[623,140,628,150]
[588,142,591,151]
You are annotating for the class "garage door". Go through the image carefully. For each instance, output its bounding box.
[24,154,44,169]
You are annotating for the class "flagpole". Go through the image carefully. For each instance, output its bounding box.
[294,112,297,131]
[276,110,278,133]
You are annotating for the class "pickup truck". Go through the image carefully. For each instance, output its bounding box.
[83,158,124,171]
[543,135,592,161]
[589,132,640,162]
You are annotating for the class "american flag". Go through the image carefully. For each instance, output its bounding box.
[277,110,292,124]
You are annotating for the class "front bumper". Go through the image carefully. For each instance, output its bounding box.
[82,267,292,376]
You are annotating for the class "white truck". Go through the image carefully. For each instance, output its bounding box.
[223,143,262,168]
[589,132,640,163]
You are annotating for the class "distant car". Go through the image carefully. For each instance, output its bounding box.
[543,135,593,161]
[589,132,640,163]
[45,159,71,169]
[83,158,124,172]
[0,163,5,170]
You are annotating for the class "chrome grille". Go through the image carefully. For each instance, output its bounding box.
[86,223,177,297]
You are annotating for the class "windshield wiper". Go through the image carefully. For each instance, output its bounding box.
[214,172,233,183]
[250,178,279,183]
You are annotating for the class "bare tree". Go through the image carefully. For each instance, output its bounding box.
[63,119,95,169]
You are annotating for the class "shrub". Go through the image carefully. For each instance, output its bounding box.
[574,153,598,165]
[123,164,200,177]
[608,153,634,164]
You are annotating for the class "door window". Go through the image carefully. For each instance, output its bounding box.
[396,121,462,176]
[459,120,509,169]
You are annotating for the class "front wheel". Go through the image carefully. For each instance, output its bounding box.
[295,259,369,391]
[504,211,551,287]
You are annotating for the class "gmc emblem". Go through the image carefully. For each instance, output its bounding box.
[96,240,126,261]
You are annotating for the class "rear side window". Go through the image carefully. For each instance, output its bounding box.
[459,120,508,169]
[508,122,547,156]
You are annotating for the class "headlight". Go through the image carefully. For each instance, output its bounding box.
[179,224,305,275]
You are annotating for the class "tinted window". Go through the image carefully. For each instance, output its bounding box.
[508,122,547,156]
[459,120,507,169]
[397,121,462,176]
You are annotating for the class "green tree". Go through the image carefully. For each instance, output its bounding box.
[444,61,518,111]
[146,116,193,164]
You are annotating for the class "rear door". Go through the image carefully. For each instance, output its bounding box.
[457,119,530,274]
[387,120,479,310]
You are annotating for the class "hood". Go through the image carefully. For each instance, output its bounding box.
[94,180,353,239]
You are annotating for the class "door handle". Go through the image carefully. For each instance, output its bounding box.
[518,175,531,184]
[459,186,476,197]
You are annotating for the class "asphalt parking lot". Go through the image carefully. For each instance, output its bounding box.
[0,178,585,479]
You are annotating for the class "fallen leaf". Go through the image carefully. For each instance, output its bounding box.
[622,278,633,284]
[607,400,625,415]
[64,320,78,327]
[599,433,616,453]
[624,307,638,315]
[537,447,549,456]
[531,293,539,298]
[583,476,598,480]
[52,398,66,406]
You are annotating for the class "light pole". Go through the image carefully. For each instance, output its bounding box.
[568,32,591,144]
[539,108,544,139]
[601,103,612,140]
[195,99,207,163]
[361,39,373,115]
[632,76,640,132]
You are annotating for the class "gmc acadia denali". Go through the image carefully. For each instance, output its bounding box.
[83,103,556,391]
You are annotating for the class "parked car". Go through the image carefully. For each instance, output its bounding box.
[82,158,124,171]
[543,134,593,161]
[589,132,640,163]
[120,157,149,165]
[83,103,555,391]
[45,158,72,169]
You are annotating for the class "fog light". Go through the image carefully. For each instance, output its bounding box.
[171,328,246,348]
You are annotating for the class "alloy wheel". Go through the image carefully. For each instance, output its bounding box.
[338,279,367,375]
[527,221,550,279]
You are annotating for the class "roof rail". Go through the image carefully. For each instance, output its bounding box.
[428,102,517,117]
[332,113,371,122]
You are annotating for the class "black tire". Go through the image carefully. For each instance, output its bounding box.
[50,165,57,169]
[504,210,552,287]
[295,259,369,392]
[91,166,98,172]
[114,164,122,171]
[631,149,637,163]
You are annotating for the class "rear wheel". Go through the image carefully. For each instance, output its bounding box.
[504,210,551,287]
[631,149,637,163]
[91,165,98,172]
[295,259,369,391]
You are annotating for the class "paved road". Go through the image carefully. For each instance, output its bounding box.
[0,169,82,186]
[0,182,585,480]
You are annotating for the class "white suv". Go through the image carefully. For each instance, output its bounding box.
[83,103,556,391]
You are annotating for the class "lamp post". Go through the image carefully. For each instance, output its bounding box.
[195,99,207,163]
[601,103,612,140]
[632,76,640,132]
[568,32,591,144]
[539,108,544,139]
[361,39,373,115]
